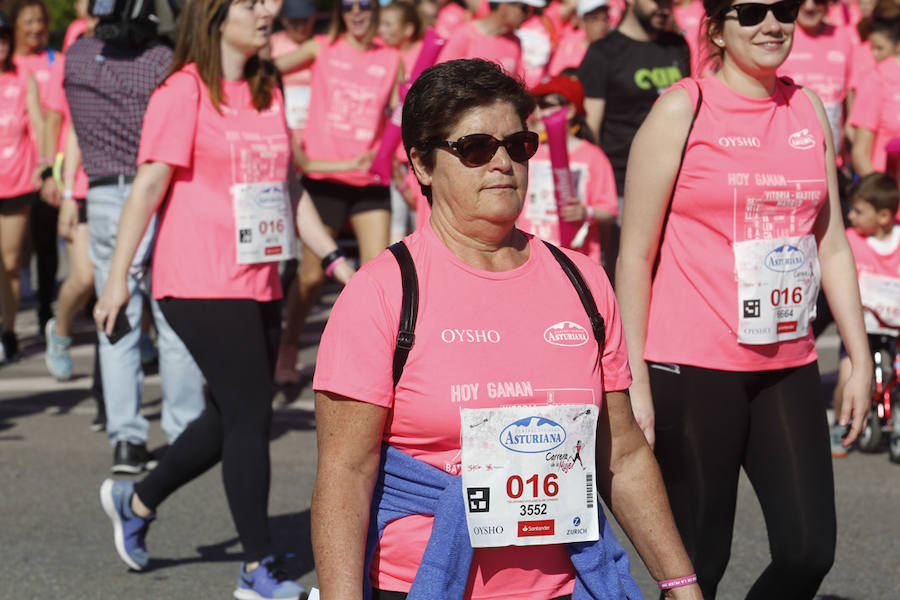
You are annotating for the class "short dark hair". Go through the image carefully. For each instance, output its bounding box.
[867,16,900,45]
[401,58,535,202]
[850,172,900,216]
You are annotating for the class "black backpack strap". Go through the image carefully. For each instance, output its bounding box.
[388,241,418,388]
[652,80,703,281]
[542,240,606,354]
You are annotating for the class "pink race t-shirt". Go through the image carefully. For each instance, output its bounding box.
[313,221,631,599]
[438,21,524,80]
[518,138,617,264]
[43,55,89,198]
[517,16,554,88]
[546,29,586,77]
[849,57,900,172]
[435,2,470,38]
[846,225,900,325]
[138,64,290,301]
[849,40,874,91]
[301,35,400,186]
[13,51,53,97]
[778,24,854,149]
[646,76,827,371]
[0,68,37,198]
[269,31,313,138]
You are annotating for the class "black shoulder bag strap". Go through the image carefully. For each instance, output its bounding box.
[388,239,607,387]
[541,241,606,355]
[388,241,418,388]
[652,80,704,280]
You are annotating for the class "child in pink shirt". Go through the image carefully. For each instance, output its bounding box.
[833,173,900,456]
[519,74,617,265]
[268,0,317,142]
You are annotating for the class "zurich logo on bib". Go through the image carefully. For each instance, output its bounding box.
[764,244,806,272]
[499,417,567,453]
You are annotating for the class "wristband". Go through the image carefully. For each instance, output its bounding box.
[324,255,348,278]
[40,166,53,181]
[584,205,595,222]
[62,189,74,200]
[39,156,54,167]
[320,248,347,272]
[658,574,698,590]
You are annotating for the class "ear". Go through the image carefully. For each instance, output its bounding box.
[409,147,433,187]
[877,208,894,226]
[403,22,415,39]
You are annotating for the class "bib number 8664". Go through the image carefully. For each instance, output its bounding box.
[506,474,559,499]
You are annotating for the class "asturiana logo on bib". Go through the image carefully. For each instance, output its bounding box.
[499,417,567,453]
[544,321,589,347]
[764,244,805,272]
[788,129,815,150]
[255,185,285,208]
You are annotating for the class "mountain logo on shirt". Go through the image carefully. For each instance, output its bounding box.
[544,321,589,347]
[255,185,286,208]
[788,129,816,150]
[499,417,567,453]
[765,244,806,272]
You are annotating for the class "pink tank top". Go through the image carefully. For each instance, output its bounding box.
[302,35,400,186]
[645,76,827,371]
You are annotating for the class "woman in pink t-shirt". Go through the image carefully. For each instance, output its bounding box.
[93,0,352,597]
[619,0,871,597]
[0,10,42,361]
[272,0,403,386]
[312,58,701,600]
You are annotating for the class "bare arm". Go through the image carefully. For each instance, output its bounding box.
[39,108,64,206]
[25,74,46,160]
[273,37,319,74]
[850,126,875,177]
[291,137,374,174]
[312,391,388,600]
[596,390,702,599]
[583,97,606,145]
[804,88,872,446]
[57,123,83,240]
[289,173,355,284]
[93,162,174,335]
[614,88,694,448]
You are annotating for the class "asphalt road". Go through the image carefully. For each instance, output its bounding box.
[1,287,899,599]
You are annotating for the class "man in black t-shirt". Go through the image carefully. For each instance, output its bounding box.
[577,0,690,280]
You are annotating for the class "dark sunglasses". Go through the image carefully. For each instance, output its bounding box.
[537,94,570,109]
[342,0,373,11]
[719,0,800,26]
[437,131,539,167]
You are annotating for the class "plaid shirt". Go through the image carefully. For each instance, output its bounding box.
[64,37,172,180]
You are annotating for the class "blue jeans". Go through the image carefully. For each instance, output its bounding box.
[87,179,204,446]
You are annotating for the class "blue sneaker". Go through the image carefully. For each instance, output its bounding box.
[99,479,154,570]
[44,318,73,380]
[234,555,304,600]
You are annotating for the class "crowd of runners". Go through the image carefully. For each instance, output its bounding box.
[1,0,899,597]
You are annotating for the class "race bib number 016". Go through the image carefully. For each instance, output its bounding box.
[734,234,820,345]
[460,404,599,548]
[232,181,295,265]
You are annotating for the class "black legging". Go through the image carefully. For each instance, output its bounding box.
[30,196,58,324]
[649,361,835,600]
[134,298,281,562]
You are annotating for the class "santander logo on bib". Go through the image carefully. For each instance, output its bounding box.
[544,321,589,347]
[788,129,815,150]
[499,416,567,453]
[765,244,805,272]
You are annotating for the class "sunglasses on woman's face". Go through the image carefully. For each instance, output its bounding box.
[342,0,373,11]
[437,131,539,167]
[719,0,800,26]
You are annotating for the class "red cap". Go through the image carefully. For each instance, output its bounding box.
[530,75,585,116]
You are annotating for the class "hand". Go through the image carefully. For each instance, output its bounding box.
[331,259,356,286]
[559,199,587,223]
[40,177,62,207]
[353,150,376,172]
[838,363,873,447]
[629,379,656,448]
[94,278,130,337]
[664,583,704,599]
[57,197,78,240]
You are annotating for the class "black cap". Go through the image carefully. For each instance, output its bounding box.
[281,0,315,18]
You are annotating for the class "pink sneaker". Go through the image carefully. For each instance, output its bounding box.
[274,343,300,385]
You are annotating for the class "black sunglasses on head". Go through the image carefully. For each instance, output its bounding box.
[719,0,800,26]
[437,131,539,167]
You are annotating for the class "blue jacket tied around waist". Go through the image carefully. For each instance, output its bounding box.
[363,444,642,600]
